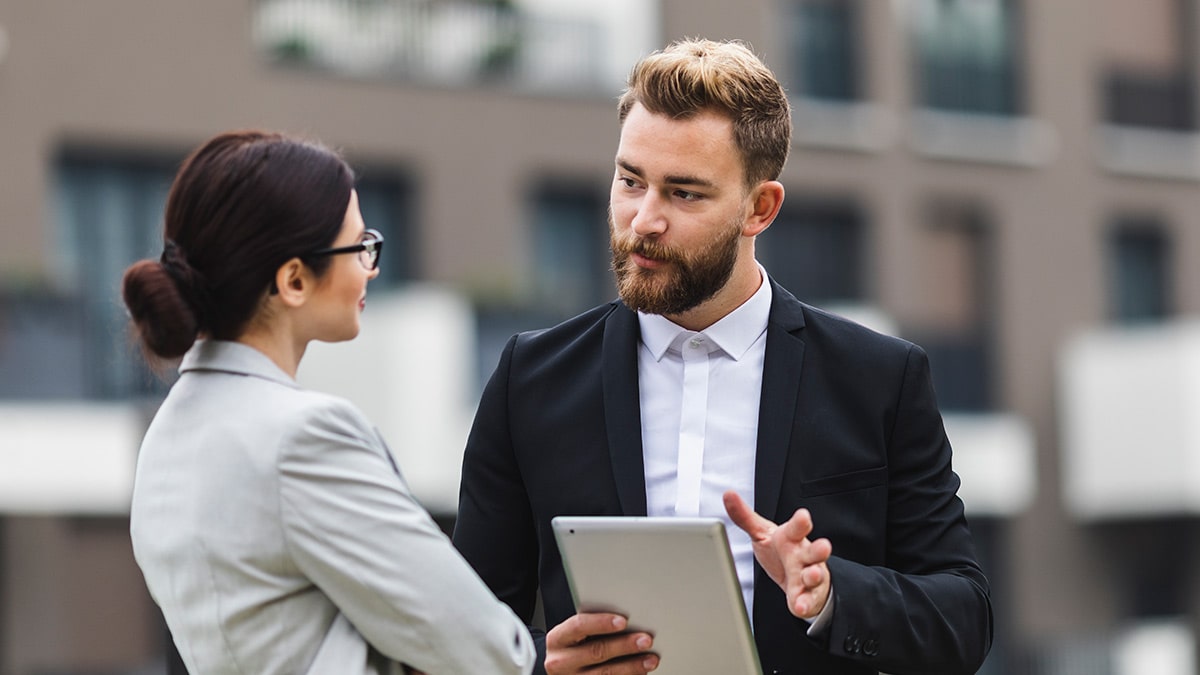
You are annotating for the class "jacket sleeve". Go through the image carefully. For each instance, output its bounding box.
[819,345,993,675]
[276,396,535,675]
[452,335,549,671]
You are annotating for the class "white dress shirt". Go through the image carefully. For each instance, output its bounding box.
[637,268,835,633]
[637,271,772,619]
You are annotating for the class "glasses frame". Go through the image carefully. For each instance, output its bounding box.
[304,228,385,271]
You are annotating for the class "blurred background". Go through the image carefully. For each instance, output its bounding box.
[1,0,1199,673]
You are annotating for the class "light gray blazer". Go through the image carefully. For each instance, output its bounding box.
[130,340,534,675]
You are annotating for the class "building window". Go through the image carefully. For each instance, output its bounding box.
[53,153,179,399]
[906,201,996,411]
[530,184,611,317]
[474,184,610,389]
[1101,0,1196,130]
[49,155,417,399]
[787,0,861,101]
[355,169,418,283]
[758,197,865,305]
[1110,218,1172,323]
[911,0,1023,115]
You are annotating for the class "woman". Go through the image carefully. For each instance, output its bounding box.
[123,130,534,674]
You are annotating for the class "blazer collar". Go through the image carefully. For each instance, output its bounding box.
[179,340,301,389]
[754,277,808,521]
[602,301,648,516]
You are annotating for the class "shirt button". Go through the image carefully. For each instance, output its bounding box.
[689,337,703,348]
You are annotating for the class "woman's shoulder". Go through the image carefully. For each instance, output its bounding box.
[275,386,376,440]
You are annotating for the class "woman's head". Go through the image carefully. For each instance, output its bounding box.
[122,130,356,360]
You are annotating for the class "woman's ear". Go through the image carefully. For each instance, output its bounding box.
[273,258,311,308]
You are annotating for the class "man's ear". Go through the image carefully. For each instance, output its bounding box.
[742,180,785,238]
[273,258,311,308]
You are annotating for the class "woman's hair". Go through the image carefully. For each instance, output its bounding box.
[617,38,792,187]
[122,130,355,360]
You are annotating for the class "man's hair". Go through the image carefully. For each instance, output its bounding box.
[617,38,792,186]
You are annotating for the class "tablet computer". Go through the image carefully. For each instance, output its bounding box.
[551,516,762,675]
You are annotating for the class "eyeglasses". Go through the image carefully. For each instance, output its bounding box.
[304,229,384,271]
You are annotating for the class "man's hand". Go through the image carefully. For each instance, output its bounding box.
[544,612,659,674]
[723,490,832,620]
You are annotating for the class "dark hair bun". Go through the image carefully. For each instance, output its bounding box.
[121,259,201,359]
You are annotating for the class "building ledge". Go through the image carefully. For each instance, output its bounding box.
[910,109,1059,167]
[1061,319,1200,519]
[791,98,898,153]
[945,412,1037,517]
[1097,124,1200,181]
[0,403,142,514]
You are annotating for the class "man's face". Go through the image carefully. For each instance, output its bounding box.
[609,103,751,317]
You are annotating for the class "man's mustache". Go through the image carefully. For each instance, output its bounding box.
[612,236,683,265]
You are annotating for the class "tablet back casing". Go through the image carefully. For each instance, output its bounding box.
[551,516,762,675]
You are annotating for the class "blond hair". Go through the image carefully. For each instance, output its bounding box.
[617,38,792,186]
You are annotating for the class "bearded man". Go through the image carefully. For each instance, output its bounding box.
[453,38,992,675]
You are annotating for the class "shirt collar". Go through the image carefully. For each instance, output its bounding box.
[637,264,773,362]
[179,339,300,388]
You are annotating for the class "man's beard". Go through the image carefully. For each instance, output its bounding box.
[610,214,742,316]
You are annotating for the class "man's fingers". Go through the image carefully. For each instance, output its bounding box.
[775,507,816,543]
[545,633,657,674]
[545,614,657,674]
[547,613,629,648]
[808,537,832,563]
[787,562,831,619]
[723,490,770,537]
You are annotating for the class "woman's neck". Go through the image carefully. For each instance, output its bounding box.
[236,319,306,379]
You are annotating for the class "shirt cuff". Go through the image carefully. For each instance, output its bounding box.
[805,583,835,636]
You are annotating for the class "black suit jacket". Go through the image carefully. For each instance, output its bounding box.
[454,279,992,675]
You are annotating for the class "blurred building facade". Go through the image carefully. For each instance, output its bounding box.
[0,0,1199,673]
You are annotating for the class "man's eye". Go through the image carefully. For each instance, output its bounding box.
[675,190,700,201]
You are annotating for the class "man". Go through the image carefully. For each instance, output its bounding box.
[453,38,992,675]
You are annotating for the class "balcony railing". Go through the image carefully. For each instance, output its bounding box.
[253,0,613,93]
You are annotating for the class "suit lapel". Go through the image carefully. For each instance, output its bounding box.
[602,303,648,516]
[754,279,807,522]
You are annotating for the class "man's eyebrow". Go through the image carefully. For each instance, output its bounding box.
[616,159,715,189]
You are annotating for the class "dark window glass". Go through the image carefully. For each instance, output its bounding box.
[1110,219,1172,323]
[355,170,418,283]
[530,186,611,317]
[54,153,179,399]
[1105,72,1195,130]
[475,184,611,390]
[1102,0,1196,130]
[912,0,1022,115]
[911,203,995,411]
[788,0,860,101]
[757,198,864,305]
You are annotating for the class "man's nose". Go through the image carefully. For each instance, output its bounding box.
[630,192,667,238]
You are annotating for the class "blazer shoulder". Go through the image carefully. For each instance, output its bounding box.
[264,385,378,447]
[790,299,921,365]
[508,301,624,356]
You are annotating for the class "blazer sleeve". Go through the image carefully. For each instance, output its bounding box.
[819,345,993,675]
[276,396,535,675]
[452,335,549,669]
